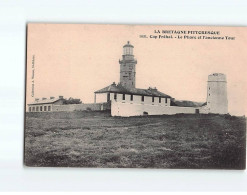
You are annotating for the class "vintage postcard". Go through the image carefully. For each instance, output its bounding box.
[25,24,246,169]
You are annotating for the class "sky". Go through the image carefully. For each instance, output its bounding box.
[26,24,247,116]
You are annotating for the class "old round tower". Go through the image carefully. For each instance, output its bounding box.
[119,41,137,89]
[206,73,228,114]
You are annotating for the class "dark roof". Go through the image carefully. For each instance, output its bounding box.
[28,98,62,105]
[95,83,171,98]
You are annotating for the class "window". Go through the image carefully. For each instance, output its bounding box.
[44,106,47,111]
[209,94,210,96]
[141,96,144,102]
[159,97,161,103]
[209,87,210,90]
[114,93,117,100]
[36,106,39,112]
[107,93,110,102]
[48,106,51,111]
[32,107,35,112]
[122,94,125,100]
[130,94,133,101]
[165,98,167,103]
[152,96,154,102]
[29,107,31,112]
[40,106,42,111]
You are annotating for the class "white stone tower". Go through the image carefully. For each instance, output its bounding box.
[206,73,228,114]
[119,41,137,89]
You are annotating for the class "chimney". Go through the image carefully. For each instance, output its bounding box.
[35,98,39,101]
[42,97,47,100]
[148,87,157,91]
[50,96,55,99]
[112,82,116,86]
[59,96,64,99]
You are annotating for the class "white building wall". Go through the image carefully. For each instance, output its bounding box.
[132,95,142,103]
[28,103,53,112]
[167,98,171,105]
[111,101,196,117]
[110,93,115,100]
[96,92,171,106]
[111,93,170,105]
[125,94,131,102]
[153,97,158,104]
[117,93,123,101]
[145,96,152,104]
[28,103,106,112]
[199,105,210,114]
[53,103,103,111]
[161,97,170,105]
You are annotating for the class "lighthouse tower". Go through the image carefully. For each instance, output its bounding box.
[119,41,137,89]
[206,73,228,114]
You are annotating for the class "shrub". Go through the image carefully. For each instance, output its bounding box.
[63,97,82,104]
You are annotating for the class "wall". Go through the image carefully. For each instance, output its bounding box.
[199,105,210,114]
[53,103,106,112]
[111,100,197,117]
[28,103,53,112]
[28,102,111,112]
[115,93,170,106]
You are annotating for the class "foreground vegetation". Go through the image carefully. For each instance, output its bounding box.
[24,111,246,169]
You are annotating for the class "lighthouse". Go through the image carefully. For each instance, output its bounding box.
[206,73,228,114]
[119,41,137,89]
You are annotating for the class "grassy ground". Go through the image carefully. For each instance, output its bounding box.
[24,111,246,169]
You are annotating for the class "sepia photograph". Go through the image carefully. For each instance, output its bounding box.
[24,24,246,169]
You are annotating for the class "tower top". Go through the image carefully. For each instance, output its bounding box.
[122,41,134,55]
[208,73,227,82]
[123,41,134,48]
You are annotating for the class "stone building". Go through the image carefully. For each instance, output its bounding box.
[27,96,64,112]
[27,96,110,112]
